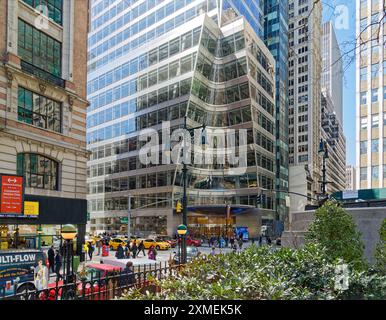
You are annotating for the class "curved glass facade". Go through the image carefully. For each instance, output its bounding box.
[87,0,276,235]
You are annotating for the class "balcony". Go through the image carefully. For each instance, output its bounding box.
[21,60,65,88]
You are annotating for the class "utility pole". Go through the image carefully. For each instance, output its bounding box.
[127,194,131,240]
[181,115,206,264]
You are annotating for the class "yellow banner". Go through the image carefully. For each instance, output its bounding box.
[24,201,39,216]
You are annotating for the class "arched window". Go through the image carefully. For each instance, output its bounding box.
[16,153,59,190]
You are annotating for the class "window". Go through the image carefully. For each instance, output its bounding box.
[360,141,367,154]
[360,117,368,129]
[372,166,379,180]
[360,92,367,105]
[18,87,62,132]
[372,89,378,102]
[371,63,379,78]
[360,67,367,81]
[372,115,379,128]
[22,0,63,25]
[360,167,367,181]
[18,19,61,76]
[372,139,379,152]
[17,153,59,190]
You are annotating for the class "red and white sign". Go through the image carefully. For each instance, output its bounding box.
[0,175,24,214]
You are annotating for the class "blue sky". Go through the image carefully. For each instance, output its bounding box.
[323,0,357,165]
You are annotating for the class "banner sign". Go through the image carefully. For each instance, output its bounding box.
[24,201,39,217]
[0,175,24,216]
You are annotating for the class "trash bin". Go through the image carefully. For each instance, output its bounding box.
[102,245,109,257]
[73,255,80,273]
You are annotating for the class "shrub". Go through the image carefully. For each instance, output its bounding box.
[305,201,366,270]
[120,245,386,300]
[374,219,386,275]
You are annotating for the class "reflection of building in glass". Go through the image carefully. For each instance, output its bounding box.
[86,2,277,237]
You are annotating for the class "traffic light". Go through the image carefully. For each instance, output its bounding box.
[256,193,266,206]
[256,194,262,205]
[176,200,182,213]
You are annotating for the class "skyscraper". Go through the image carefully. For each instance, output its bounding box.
[263,0,289,226]
[86,0,277,236]
[320,21,346,196]
[287,0,322,212]
[322,21,343,124]
[0,0,89,254]
[356,0,385,189]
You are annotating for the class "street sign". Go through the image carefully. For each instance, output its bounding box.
[120,217,128,224]
[342,190,358,200]
[0,175,24,215]
[24,201,39,217]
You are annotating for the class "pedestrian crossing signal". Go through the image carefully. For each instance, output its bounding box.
[176,200,182,213]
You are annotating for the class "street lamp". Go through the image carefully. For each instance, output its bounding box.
[181,116,206,264]
[61,224,77,285]
[37,226,42,250]
[177,224,188,264]
[318,139,329,203]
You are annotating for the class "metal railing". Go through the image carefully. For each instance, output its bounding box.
[21,60,65,88]
[0,261,184,301]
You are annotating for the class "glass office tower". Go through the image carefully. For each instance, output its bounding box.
[263,0,289,229]
[86,0,276,236]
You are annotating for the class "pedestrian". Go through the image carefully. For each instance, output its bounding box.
[210,246,216,255]
[232,243,237,253]
[54,250,62,281]
[259,235,262,246]
[148,246,155,260]
[116,244,125,259]
[131,240,138,259]
[83,242,89,261]
[97,240,102,256]
[152,246,158,260]
[267,236,272,245]
[230,237,235,247]
[124,245,130,258]
[47,245,55,273]
[120,261,135,288]
[251,237,255,245]
[138,240,146,257]
[88,242,94,261]
[238,238,243,250]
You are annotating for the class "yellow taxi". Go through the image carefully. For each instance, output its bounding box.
[138,238,171,250]
[85,235,96,245]
[109,238,127,250]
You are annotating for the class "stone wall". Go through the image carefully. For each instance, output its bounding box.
[282,207,386,264]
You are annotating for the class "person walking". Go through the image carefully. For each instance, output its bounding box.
[259,235,263,246]
[97,240,103,256]
[54,250,62,281]
[47,245,55,273]
[131,240,138,259]
[83,242,89,261]
[138,240,146,257]
[87,242,94,261]
[148,246,155,260]
[116,244,125,259]
[238,238,243,251]
[124,245,130,258]
[120,261,135,288]
[210,246,216,256]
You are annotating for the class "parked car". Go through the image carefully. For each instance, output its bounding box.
[108,238,127,250]
[0,249,48,298]
[173,246,200,264]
